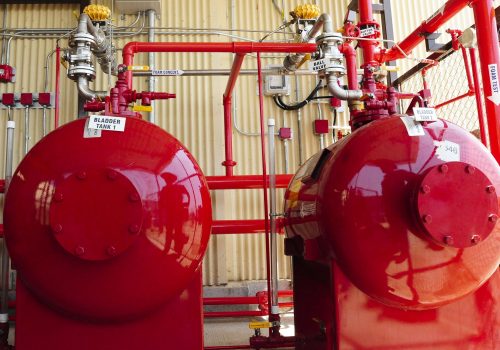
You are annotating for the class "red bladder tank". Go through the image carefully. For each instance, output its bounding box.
[4,117,212,321]
[284,116,500,310]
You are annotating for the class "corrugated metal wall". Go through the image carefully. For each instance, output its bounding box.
[0,0,494,285]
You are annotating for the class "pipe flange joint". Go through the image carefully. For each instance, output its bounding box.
[69,33,96,46]
[316,32,343,45]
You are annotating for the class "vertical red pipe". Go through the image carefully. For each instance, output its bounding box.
[222,53,246,176]
[339,43,358,90]
[472,0,500,162]
[358,0,376,65]
[469,48,488,146]
[256,52,274,332]
[55,46,60,128]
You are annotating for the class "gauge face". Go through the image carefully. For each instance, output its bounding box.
[4,117,212,321]
[285,116,500,310]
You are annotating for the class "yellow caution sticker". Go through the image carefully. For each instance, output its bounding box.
[249,321,271,329]
[127,65,150,71]
[132,105,152,112]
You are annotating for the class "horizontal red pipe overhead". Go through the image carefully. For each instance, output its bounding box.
[206,175,292,190]
[212,219,284,235]
[381,0,470,62]
[122,42,317,88]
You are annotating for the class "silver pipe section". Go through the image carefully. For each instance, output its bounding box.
[133,68,317,77]
[326,75,363,100]
[267,118,279,315]
[283,13,333,72]
[24,107,29,155]
[1,4,7,64]
[1,120,15,319]
[77,76,107,100]
[42,108,47,137]
[147,9,156,124]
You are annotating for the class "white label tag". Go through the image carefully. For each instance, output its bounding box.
[488,64,499,94]
[151,69,184,76]
[413,107,438,122]
[83,118,102,138]
[400,116,425,136]
[433,140,460,162]
[310,59,327,71]
[88,115,126,132]
[360,27,376,37]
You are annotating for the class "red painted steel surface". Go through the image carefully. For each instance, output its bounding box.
[4,116,212,322]
[285,116,500,310]
[15,270,205,350]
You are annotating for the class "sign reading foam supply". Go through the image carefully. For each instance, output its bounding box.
[88,115,126,132]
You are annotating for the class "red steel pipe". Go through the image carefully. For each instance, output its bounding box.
[0,179,5,193]
[55,46,60,128]
[469,48,488,146]
[205,346,252,350]
[471,0,500,162]
[222,53,246,176]
[206,174,292,190]
[339,43,358,90]
[358,0,378,65]
[204,310,265,318]
[122,42,317,88]
[381,0,471,62]
[212,219,284,235]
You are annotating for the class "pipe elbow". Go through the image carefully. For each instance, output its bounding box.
[327,75,363,101]
[77,76,107,100]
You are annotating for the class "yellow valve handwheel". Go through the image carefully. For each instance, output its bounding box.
[83,5,111,21]
[292,4,321,20]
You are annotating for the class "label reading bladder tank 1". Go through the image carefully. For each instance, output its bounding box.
[433,140,460,162]
[413,107,437,122]
[400,116,425,136]
[88,115,126,132]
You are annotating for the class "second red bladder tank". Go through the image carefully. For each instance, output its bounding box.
[284,116,500,310]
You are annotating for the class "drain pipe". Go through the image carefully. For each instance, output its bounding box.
[147,9,156,124]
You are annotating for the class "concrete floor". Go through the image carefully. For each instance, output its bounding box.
[204,313,295,349]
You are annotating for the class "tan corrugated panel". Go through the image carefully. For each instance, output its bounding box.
[0,0,491,286]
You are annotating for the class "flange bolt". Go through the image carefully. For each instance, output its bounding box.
[75,246,85,256]
[420,185,430,194]
[128,224,140,234]
[443,235,454,245]
[106,246,117,256]
[489,214,498,223]
[439,164,449,174]
[51,223,63,234]
[470,235,481,245]
[422,214,433,224]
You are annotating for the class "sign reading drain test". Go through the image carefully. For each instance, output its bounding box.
[88,115,126,132]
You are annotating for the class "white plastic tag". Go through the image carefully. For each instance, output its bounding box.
[400,116,425,136]
[360,27,376,37]
[413,107,438,122]
[434,140,460,162]
[83,118,102,138]
[151,69,184,76]
[88,115,126,132]
[310,59,327,71]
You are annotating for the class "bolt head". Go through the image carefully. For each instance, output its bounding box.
[443,235,454,245]
[106,246,117,256]
[439,164,449,174]
[107,170,118,181]
[470,235,481,245]
[422,214,433,224]
[75,246,85,256]
[128,224,140,234]
[420,185,431,194]
[486,185,495,194]
[76,171,87,180]
[129,193,140,202]
[465,165,475,174]
[489,214,498,223]
[53,192,64,202]
[51,223,63,233]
